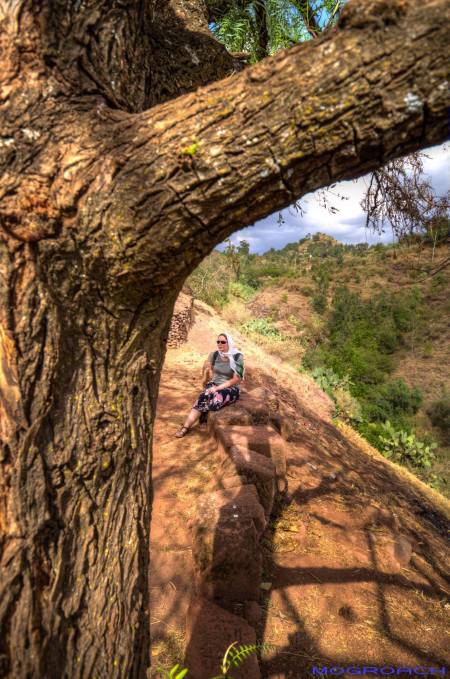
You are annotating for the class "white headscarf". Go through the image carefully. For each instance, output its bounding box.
[217,332,244,379]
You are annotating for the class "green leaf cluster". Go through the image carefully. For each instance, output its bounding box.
[160,641,276,678]
[309,367,361,422]
[378,421,437,468]
[158,663,189,678]
[242,318,282,338]
[310,366,352,396]
[228,281,256,301]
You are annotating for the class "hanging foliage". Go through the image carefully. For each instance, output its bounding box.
[208,0,345,61]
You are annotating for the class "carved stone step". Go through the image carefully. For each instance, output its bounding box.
[191,485,265,606]
[219,445,276,518]
[185,596,260,679]
[207,405,253,436]
[215,425,288,493]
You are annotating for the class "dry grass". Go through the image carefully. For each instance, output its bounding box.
[149,627,186,677]
[336,421,450,520]
[220,297,253,326]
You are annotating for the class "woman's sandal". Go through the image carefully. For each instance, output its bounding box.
[175,425,190,438]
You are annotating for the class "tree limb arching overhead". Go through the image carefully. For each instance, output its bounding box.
[63,0,449,293]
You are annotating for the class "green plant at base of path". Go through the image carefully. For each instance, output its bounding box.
[378,421,437,468]
[159,641,276,679]
[158,664,189,679]
[212,641,275,678]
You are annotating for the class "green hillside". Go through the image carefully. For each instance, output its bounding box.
[187,232,450,496]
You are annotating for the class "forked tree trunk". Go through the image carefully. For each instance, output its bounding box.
[0,0,449,677]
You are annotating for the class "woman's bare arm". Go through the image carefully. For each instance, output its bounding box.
[202,360,213,386]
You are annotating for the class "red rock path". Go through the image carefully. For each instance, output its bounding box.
[150,303,450,678]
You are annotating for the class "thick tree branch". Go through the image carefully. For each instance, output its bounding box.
[0,0,238,110]
[97,0,449,289]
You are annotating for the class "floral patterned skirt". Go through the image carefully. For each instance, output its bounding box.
[193,381,240,414]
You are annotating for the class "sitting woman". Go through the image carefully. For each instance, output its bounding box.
[175,332,244,437]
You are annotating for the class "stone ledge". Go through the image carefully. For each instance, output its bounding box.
[191,485,265,605]
[220,445,276,518]
[207,405,253,436]
[214,424,288,493]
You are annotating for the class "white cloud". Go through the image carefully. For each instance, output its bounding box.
[218,142,449,254]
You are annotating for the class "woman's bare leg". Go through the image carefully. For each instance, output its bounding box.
[184,408,202,429]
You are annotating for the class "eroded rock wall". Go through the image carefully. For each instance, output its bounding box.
[167,289,194,347]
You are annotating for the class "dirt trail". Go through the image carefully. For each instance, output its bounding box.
[150,301,450,678]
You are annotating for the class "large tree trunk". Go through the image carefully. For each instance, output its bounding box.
[0,0,449,677]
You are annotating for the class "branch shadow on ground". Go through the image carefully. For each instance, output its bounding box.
[155,362,449,678]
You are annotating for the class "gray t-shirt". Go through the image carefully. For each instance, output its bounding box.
[207,352,244,386]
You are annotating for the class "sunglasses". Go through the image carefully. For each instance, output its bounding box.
[217,340,227,345]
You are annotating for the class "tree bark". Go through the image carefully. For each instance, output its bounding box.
[0,0,449,677]
[254,0,270,60]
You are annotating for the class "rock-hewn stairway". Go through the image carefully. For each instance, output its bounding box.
[185,387,291,679]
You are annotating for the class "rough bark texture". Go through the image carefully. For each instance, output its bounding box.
[0,0,449,677]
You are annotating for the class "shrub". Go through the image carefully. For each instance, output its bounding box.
[378,421,437,468]
[228,281,255,302]
[310,366,352,395]
[430,272,446,291]
[300,286,314,297]
[242,318,282,339]
[392,287,420,332]
[312,293,327,314]
[242,274,261,290]
[253,263,285,278]
[363,379,422,423]
[333,387,363,423]
[356,420,387,449]
[427,393,450,435]
[422,342,433,358]
[309,367,362,422]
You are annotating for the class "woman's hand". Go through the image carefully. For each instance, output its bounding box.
[205,385,218,395]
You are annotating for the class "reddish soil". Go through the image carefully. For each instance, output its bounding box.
[149,302,450,678]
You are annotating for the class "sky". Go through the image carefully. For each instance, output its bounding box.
[217,142,449,254]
